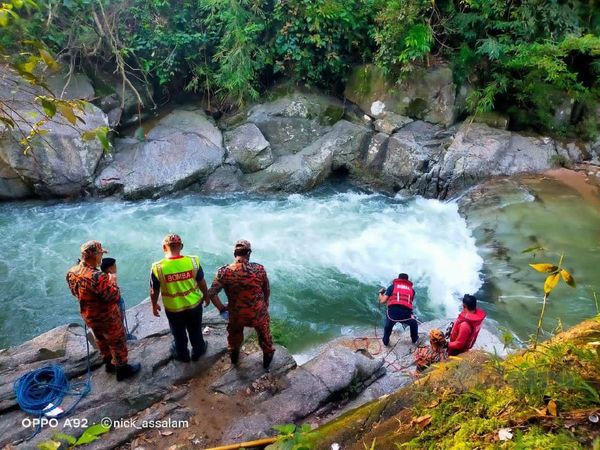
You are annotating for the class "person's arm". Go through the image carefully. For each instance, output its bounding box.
[448,322,471,353]
[150,271,161,317]
[207,269,227,313]
[379,284,393,304]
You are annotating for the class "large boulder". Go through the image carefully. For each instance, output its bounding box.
[1,65,107,197]
[200,164,243,194]
[224,123,273,173]
[345,64,457,126]
[241,120,371,192]
[95,108,224,198]
[246,91,344,156]
[435,123,562,197]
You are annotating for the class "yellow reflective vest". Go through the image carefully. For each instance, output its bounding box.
[152,255,203,312]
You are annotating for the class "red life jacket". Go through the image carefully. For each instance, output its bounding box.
[450,308,486,352]
[387,279,415,310]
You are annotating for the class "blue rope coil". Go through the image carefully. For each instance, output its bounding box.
[13,364,90,417]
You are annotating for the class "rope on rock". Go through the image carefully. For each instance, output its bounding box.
[13,324,93,439]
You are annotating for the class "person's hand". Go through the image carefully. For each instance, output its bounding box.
[152,302,161,317]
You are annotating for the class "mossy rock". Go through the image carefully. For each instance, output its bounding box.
[470,111,510,130]
[319,104,345,125]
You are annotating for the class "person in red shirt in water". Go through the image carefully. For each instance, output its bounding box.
[448,294,486,356]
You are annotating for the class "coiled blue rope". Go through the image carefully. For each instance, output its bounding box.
[13,325,92,438]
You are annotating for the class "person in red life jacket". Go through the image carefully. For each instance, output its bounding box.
[207,240,275,370]
[150,234,210,363]
[66,241,141,381]
[448,294,487,356]
[378,273,419,346]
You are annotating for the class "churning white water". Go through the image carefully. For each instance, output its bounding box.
[0,190,483,350]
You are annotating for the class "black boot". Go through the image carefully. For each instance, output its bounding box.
[230,348,240,365]
[263,351,274,370]
[116,363,141,382]
[103,357,115,374]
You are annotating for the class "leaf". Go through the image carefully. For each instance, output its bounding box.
[547,399,558,416]
[53,433,76,445]
[272,424,296,435]
[40,98,56,118]
[560,269,576,288]
[134,126,145,141]
[81,130,97,141]
[38,48,60,72]
[57,103,77,125]
[544,273,561,295]
[530,263,559,273]
[96,127,110,152]
[75,423,110,445]
[36,441,61,450]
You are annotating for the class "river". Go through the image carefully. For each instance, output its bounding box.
[0,178,598,352]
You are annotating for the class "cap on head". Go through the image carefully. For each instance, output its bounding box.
[80,240,108,258]
[163,234,183,246]
[234,239,252,252]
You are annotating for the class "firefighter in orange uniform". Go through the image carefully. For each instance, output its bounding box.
[66,240,141,381]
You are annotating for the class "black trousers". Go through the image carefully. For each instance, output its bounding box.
[165,303,206,359]
[383,305,419,345]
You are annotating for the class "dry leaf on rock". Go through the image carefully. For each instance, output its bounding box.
[411,415,432,428]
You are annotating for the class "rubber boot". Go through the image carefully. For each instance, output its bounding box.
[103,356,115,374]
[116,363,141,382]
[263,351,274,370]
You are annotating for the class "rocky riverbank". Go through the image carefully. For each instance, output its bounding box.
[2,65,599,201]
[0,299,503,449]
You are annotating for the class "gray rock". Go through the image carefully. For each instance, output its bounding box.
[0,100,108,197]
[211,345,296,395]
[0,158,31,199]
[364,132,389,170]
[200,165,243,194]
[46,70,95,101]
[303,346,383,395]
[147,107,222,148]
[0,321,228,448]
[92,71,154,122]
[345,64,457,126]
[224,123,273,173]
[242,120,371,192]
[94,109,224,199]
[247,91,344,156]
[374,112,413,134]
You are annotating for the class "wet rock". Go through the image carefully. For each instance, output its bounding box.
[94,108,224,199]
[224,123,273,173]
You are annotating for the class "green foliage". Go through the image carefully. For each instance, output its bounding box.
[38,423,110,450]
[272,0,374,87]
[269,423,313,450]
[400,335,600,449]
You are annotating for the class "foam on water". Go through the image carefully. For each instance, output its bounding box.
[0,192,483,349]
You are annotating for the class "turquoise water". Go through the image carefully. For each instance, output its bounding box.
[466,177,600,343]
[0,189,483,351]
[0,179,598,352]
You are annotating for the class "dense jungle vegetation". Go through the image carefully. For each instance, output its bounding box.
[2,0,600,137]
